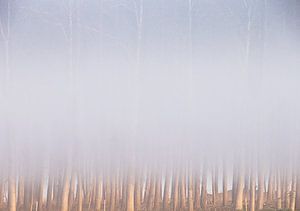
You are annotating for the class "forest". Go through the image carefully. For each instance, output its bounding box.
[0,0,300,210]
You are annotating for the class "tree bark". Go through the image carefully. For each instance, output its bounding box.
[77,173,83,211]
[179,171,186,209]
[126,172,135,211]
[60,168,71,211]
[17,175,25,209]
[201,164,207,210]
[257,169,264,210]
[277,170,282,209]
[95,175,103,211]
[234,166,244,211]
[291,170,296,211]
[194,172,201,209]
[172,170,179,210]
[8,174,16,211]
[267,167,274,203]
[154,174,162,210]
[223,162,228,207]
[188,170,194,211]
[38,174,44,211]
[46,173,53,210]
[295,173,300,211]
[249,167,255,211]
[163,171,171,210]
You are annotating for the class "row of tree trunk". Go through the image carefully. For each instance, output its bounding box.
[1,161,300,211]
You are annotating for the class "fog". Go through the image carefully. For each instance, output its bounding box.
[0,0,300,210]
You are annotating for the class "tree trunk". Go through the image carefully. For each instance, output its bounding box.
[188,170,194,211]
[215,164,219,206]
[126,172,135,211]
[68,171,76,211]
[0,179,3,209]
[232,164,238,206]
[17,175,25,209]
[24,178,33,211]
[277,170,282,210]
[110,175,116,211]
[77,173,83,211]
[201,164,207,210]
[179,171,186,209]
[38,175,44,211]
[212,166,216,206]
[60,168,71,211]
[163,171,171,210]
[249,168,255,211]
[291,170,296,211]
[295,173,300,211]
[285,170,292,209]
[46,173,53,210]
[8,175,17,211]
[95,175,103,211]
[154,174,162,210]
[234,167,244,211]
[134,173,141,211]
[147,173,155,210]
[172,171,179,210]
[267,167,274,203]
[223,162,228,207]
[194,172,201,209]
[257,170,264,210]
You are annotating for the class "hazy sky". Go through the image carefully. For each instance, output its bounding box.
[0,0,300,170]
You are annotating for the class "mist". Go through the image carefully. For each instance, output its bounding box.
[0,0,300,210]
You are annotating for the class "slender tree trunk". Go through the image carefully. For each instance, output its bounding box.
[257,169,264,210]
[116,170,121,208]
[17,175,25,209]
[267,167,274,203]
[134,172,141,211]
[291,170,296,211]
[163,171,171,210]
[46,173,53,210]
[53,174,61,208]
[234,166,244,211]
[110,175,116,211]
[147,173,155,210]
[24,178,33,211]
[295,173,300,211]
[172,170,179,210]
[154,174,162,210]
[223,162,228,207]
[126,172,135,211]
[244,164,249,211]
[0,179,3,209]
[68,171,76,211]
[60,168,71,211]
[194,172,201,209]
[188,169,194,211]
[143,171,150,206]
[95,175,103,211]
[277,170,282,210]
[215,164,219,206]
[285,170,292,209]
[201,164,207,210]
[8,174,17,211]
[232,163,238,206]
[38,175,44,211]
[121,173,127,210]
[77,173,83,211]
[212,166,216,206]
[180,171,186,209]
[249,167,255,211]
[104,175,111,209]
